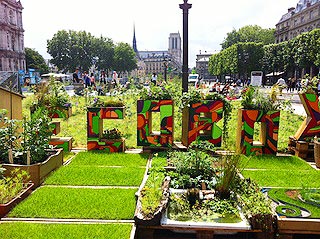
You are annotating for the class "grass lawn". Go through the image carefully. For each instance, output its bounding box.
[8,187,137,219]
[241,155,320,188]
[69,151,149,167]
[0,222,132,239]
[45,166,145,186]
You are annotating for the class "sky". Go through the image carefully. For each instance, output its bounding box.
[22,0,299,68]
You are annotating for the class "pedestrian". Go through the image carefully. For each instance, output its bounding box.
[84,71,91,88]
[151,73,157,85]
[90,73,95,87]
[100,71,106,85]
[73,68,80,83]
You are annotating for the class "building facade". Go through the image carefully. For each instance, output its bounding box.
[133,30,182,76]
[275,0,320,43]
[196,51,215,80]
[0,0,25,72]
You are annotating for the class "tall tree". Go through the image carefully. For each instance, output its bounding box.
[113,42,137,74]
[25,47,49,75]
[221,25,275,50]
[92,36,114,71]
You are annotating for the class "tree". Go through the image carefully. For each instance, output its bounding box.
[92,36,114,71]
[25,48,49,75]
[47,30,95,72]
[113,42,137,74]
[221,25,275,49]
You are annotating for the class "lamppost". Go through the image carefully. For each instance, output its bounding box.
[180,0,192,93]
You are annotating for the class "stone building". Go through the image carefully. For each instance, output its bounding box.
[196,51,215,80]
[275,0,320,43]
[133,29,182,76]
[0,0,25,72]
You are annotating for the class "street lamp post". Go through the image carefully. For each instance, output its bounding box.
[180,0,192,93]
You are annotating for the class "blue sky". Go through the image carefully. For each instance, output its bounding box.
[22,0,299,67]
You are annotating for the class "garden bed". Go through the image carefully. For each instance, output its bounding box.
[0,182,34,218]
[7,187,137,220]
[0,222,133,239]
[2,149,63,188]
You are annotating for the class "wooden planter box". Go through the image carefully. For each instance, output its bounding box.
[181,100,224,147]
[50,136,73,152]
[134,177,170,226]
[87,107,125,152]
[2,149,63,188]
[137,99,174,147]
[48,106,72,119]
[0,182,34,218]
[294,93,320,141]
[277,217,320,235]
[236,109,280,155]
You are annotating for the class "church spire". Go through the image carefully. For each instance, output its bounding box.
[133,24,138,54]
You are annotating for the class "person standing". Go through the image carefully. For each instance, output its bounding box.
[73,68,80,83]
[84,71,91,88]
[90,73,95,87]
[151,73,157,85]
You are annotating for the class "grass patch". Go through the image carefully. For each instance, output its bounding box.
[45,166,145,186]
[242,169,320,188]
[242,155,313,170]
[69,152,149,167]
[268,188,320,218]
[0,222,132,239]
[8,187,137,219]
[151,152,167,168]
[63,151,76,163]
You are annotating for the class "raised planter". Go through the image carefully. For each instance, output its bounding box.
[87,107,125,152]
[294,93,320,141]
[181,100,224,147]
[2,149,63,188]
[134,177,170,226]
[236,109,280,155]
[0,182,34,218]
[48,105,72,119]
[137,99,174,147]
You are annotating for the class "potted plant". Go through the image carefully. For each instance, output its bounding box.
[31,77,72,119]
[137,84,174,147]
[0,167,34,218]
[87,98,125,151]
[0,108,63,188]
[180,89,232,147]
[236,86,287,155]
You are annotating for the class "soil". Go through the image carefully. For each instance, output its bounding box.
[285,190,300,200]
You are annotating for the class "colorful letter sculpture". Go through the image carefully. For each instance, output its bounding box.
[182,100,224,147]
[87,107,125,152]
[294,93,320,140]
[48,106,72,119]
[237,109,280,155]
[137,100,174,147]
[45,106,72,151]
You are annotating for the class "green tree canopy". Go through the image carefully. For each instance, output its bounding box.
[221,25,275,50]
[113,42,137,74]
[25,47,49,75]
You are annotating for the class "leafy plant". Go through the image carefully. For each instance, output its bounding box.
[102,128,123,140]
[139,83,175,100]
[31,77,71,114]
[241,85,290,112]
[300,75,319,94]
[88,97,124,107]
[20,107,53,163]
[0,168,30,204]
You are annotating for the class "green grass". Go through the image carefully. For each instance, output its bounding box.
[8,187,137,219]
[69,151,149,167]
[241,155,313,170]
[242,169,320,188]
[63,151,76,162]
[45,166,145,186]
[0,222,132,239]
[241,154,320,188]
[268,188,320,218]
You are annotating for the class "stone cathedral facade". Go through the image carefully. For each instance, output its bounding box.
[0,0,25,72]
